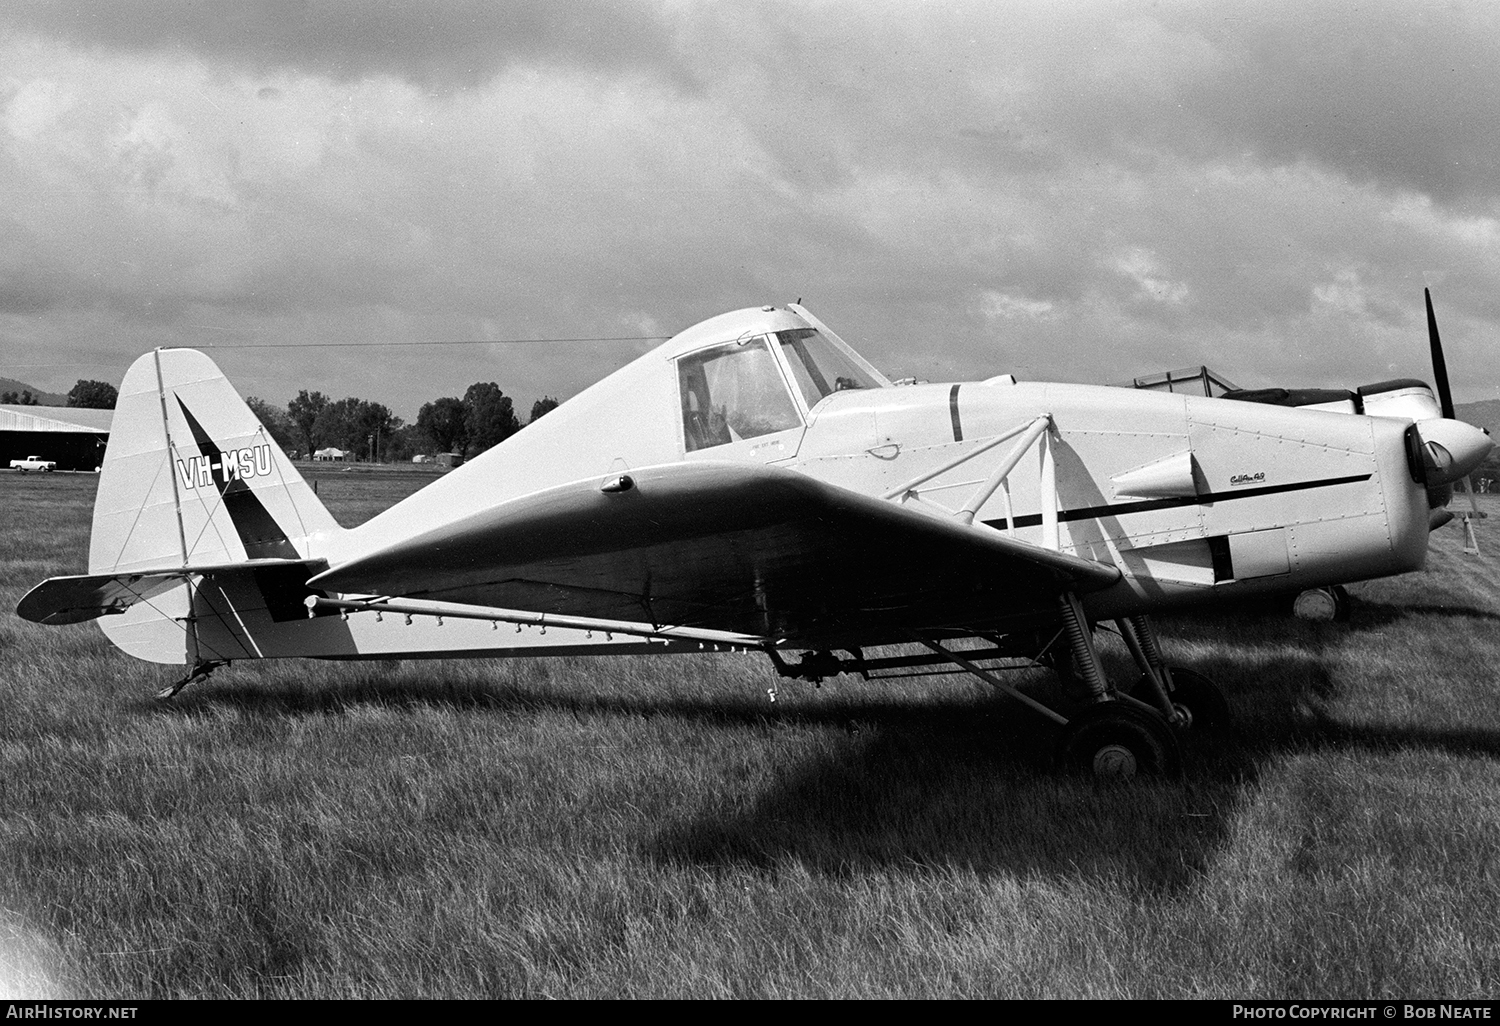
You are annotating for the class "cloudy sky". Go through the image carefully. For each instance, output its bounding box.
[4,1,1500,420]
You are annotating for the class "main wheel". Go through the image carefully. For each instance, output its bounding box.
[1165,667,1231,732]
[1057,703,1181,780]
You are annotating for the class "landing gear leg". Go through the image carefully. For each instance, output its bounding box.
[1116,615,1180,724]
[1053,596,1180,778]
[1119,614,1231,732]
[916,594,1181,778]
[1057,593,1109,704]
[1160,667,1231,732]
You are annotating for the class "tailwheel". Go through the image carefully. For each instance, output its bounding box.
[1292,585,1351,622]
[1057,703,1181,780]
[1165,667,1231,732]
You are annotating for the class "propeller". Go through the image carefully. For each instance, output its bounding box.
[1425,288,1483,553]
[1426,288,1457,420]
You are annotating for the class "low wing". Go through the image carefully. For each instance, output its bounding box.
[17,559,327,626]
[310,462,1118,646]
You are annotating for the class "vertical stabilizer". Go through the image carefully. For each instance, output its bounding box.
[89,348,342,575]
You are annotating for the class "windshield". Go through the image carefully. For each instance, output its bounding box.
[775,329,882,407]
[678,337,803,452]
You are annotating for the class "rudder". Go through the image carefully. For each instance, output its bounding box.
[83,348,344,665]
[90,348,343,575]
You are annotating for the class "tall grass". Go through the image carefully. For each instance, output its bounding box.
[2,471,1498,997]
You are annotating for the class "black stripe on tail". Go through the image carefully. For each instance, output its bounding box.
[175,398,300,560]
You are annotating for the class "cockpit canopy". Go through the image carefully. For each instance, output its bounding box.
[677,326,886,453]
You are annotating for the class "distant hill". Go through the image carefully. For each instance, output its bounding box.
[1453,401,1500,484]
[0,377,67,406]
[1455,400,1500,439]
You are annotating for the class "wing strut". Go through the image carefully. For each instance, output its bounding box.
[882,413,1058,545]
[916,637,1067,725]
[913,593,1156,730]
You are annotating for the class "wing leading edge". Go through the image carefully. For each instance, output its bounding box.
[310,462,1119,645]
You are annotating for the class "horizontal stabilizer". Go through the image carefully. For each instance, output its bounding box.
[17,559,327,625]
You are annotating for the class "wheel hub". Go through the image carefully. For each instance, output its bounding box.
[1092,744,1138,779]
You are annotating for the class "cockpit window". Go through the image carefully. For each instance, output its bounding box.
[678,337,803,452]
[776,329,882,408]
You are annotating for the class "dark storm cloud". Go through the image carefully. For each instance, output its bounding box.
[1171,4,1500,208]
[679,2,1500,213]
[0,220,69,315]
[0,0,689,89]
[7,2,1500,408]
[0,279,60,316]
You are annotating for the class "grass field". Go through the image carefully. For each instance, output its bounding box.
[3,469,1499,998]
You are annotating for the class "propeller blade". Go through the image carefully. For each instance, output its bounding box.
[1426,287,1457,420]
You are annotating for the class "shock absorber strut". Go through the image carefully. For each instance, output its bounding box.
[1057,592,1109,702]
[1129,614,1175,692]
[1117,616,1179,723]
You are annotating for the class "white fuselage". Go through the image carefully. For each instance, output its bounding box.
[82,305,1467,665]
[323,304,1433,626]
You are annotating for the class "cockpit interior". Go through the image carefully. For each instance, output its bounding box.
[676,328,886,452]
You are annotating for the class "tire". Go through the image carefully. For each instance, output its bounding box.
[1057,703,1182,779]
[1166,667,1231,732]
[1292,587,1342,621]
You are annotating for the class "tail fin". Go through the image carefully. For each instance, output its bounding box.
[90,348,342,574]
[16,348,345,664]
[20,350,680,666]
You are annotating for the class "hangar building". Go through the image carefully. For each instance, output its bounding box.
[0,406,113,472]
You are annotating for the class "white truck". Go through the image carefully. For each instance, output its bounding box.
[10,455,57,472]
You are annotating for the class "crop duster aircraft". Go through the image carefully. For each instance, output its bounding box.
[17,303,1494,778]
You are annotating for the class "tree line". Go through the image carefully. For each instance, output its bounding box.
[2,380,119,408]
[248,386,559,462]
[3,376,560,463]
